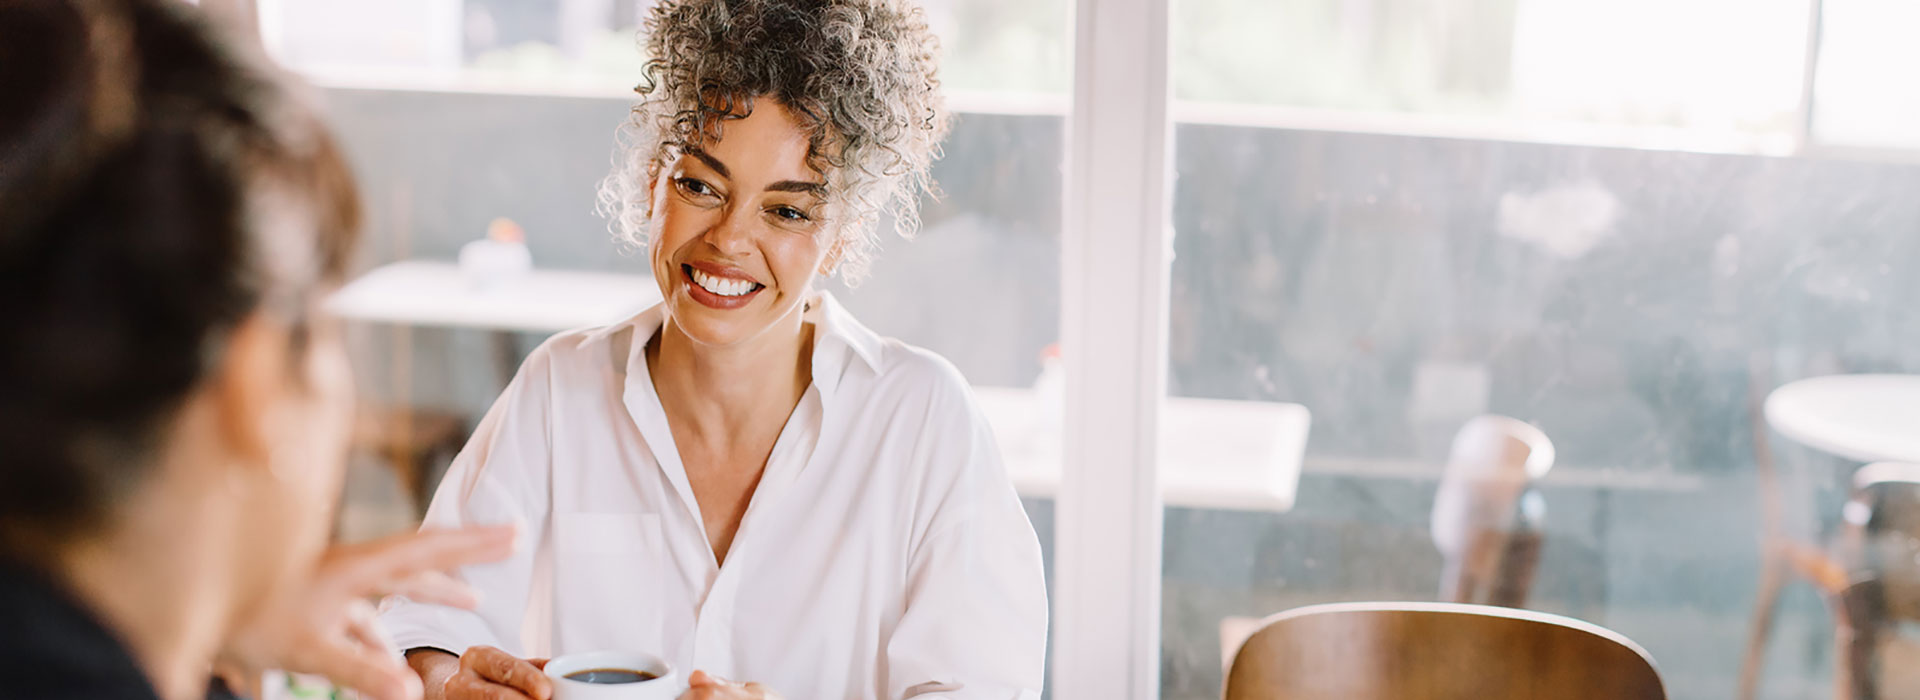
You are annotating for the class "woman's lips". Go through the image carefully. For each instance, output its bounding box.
[683,263,764,309]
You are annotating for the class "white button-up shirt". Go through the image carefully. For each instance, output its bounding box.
[379,294,1047,699]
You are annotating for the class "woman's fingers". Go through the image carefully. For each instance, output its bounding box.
[338,525,518,594]
[291,599,420,700]
[342,598,390,653]
[681,671,775,699]
[304,637,423,700]
[464,646,553,700]
[446,667,539,700]
[385,570,481,609]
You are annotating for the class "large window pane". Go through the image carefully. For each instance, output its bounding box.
[1166,2,1917,699]
[262,0,1070,97]
[1176,0,1809,144]
[1812,0,1920,149]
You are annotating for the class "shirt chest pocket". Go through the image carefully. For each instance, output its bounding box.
[550,512,666,653]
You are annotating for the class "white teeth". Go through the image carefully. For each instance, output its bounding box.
[691,268,757,297]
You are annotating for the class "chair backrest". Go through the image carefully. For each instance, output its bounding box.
[1431,416,1555,606]
[1842,463,1920,614]
[1834,462,1920,699]
[1225,602,1666,700]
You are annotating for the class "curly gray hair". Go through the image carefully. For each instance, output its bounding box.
[597,0,951,284]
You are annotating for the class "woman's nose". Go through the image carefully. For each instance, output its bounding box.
[705,205,756,256]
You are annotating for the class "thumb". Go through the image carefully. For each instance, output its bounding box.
[687,670,724,687]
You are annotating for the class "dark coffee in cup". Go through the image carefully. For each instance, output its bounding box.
[546,650,680,698]
[563,668,660,684]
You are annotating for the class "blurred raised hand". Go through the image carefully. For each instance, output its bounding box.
[219,525,518,700]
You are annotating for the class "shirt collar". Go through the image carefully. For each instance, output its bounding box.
[602,290,883,399]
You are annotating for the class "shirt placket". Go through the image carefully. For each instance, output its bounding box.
[690,560,741,672]
[686,387,827,676]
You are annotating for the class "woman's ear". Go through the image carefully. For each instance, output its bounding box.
[209,314,290,469]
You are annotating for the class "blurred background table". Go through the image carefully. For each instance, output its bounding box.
[1766,374,1920,463]
[327,260,660,335]
[973,387,1312,512]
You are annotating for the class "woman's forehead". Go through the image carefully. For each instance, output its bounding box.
[676,102,826,188]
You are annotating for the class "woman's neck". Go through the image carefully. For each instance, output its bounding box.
[649,306,815,449]
[54,463,238,700]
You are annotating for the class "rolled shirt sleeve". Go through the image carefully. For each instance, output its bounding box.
[886,376,1049,699]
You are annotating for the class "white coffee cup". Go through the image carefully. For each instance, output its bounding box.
[544,650,684,700]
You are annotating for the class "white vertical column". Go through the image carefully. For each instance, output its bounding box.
[1792,0,1825,153]
[1052,0,1172,698]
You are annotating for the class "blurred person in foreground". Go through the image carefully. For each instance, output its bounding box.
[0,1,514,699]
[380,0,1047,698]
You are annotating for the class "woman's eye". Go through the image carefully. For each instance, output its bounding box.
[770,206,811,222]
[676,178,717,197]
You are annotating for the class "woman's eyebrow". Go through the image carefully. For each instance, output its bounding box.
[686,148,731,179]
[767,180,827,197]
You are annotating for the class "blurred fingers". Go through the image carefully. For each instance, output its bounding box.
[342,525,518,593]
[385,570,480,608]
[304,638,421,700]
[343,598,390,653]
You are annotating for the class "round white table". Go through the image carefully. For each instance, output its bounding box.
[1765,374,1920,464]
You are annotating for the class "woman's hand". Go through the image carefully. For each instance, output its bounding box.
[436,646,553,700]
[678,671,782,699]
[218,525,518,700]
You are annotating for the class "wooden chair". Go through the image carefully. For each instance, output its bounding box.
[1431,416,1555,607]
[1224,602,1666,700]
[1830,463,1920,700]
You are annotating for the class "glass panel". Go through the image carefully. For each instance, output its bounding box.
[1175,0,1809,144]
[261,0,1069,96]
[1812,0,1920,149]
[1166,2,1915,699]
[259,0,645,89]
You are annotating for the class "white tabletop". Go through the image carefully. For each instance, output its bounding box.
[1765,374,1920,464]
[973,387,1310,512]
[327,260,660,334]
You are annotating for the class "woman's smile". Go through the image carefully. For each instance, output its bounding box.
[683,261,766,309]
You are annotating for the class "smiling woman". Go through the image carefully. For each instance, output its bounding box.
[380,2,1048,700]
[651,103,831,334]
[599,0,951,285]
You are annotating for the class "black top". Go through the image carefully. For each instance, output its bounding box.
[0,557,163,700]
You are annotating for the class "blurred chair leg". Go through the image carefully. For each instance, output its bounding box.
[1836,581,1888,700]
[1740,548,1786,700]
[492,330,520,388]
[1741,354,1788,700]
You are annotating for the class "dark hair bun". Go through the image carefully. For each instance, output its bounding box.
[0,0,360,550]
[0,0,140,251]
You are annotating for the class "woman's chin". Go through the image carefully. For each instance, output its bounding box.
[668,300,759,346]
